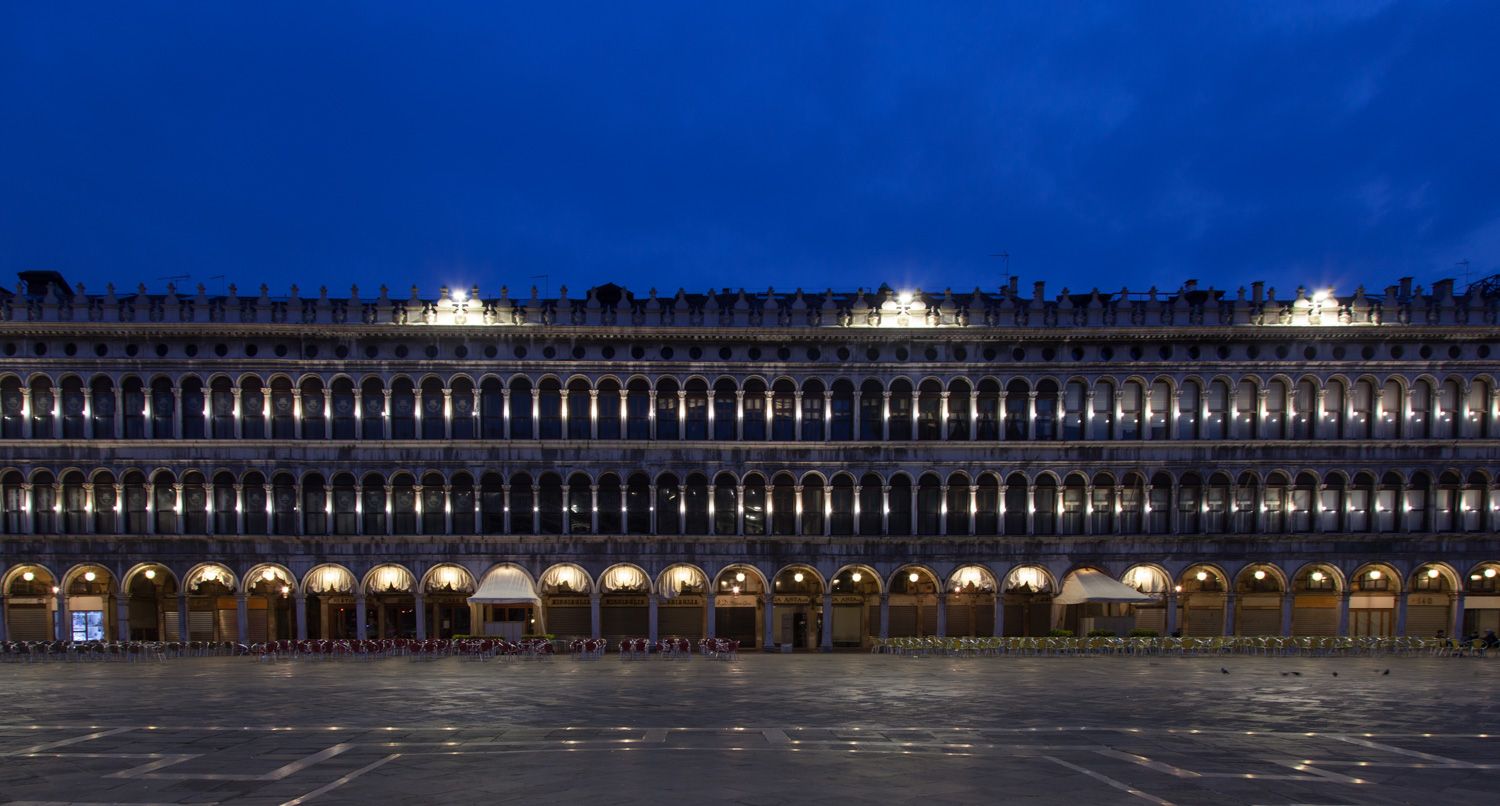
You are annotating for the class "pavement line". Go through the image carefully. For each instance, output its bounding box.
[1043,756,1173,806]
[1328,735,1478,767]
[280,753,400,806]
[762,728,790,745]
[4,727,133,756]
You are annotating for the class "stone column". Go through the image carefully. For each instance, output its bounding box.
[735,485,745,535]
[560,483,571,535]
[590,485,600,534]
[733,390,744,440]
[1164,589,1178,636]
[648,593,659,643]
[1450,591,1466,640]
[354,593,368,640]
[648,485,658,534]
[881,486,891,534]
[1025,485,1036,534]
[1394,592,1408,636]
[1223,592,1237,636]
[677,390,687,440]
[647,390,658,440]
[295,593,308,640]
[1279,593,1293,637]
[936,593,948,638]
[177,593,189,642]
[172,386,184,439]
[969,389,979,441]
[821,593,833,651]
[0,595,7,642]
[589,390,599,439]
[116,596,130,642]
[762,592,775,649]
[878,593,890,639]
[442,389,453,439]
[501,388,512,439]
[590,592,601,639]
[1336,591,1351,637]
[414,593,427,640]
[236,593,249,645]
[993,594,1005,638]
[705,593,716,639]
[938,485,949,535]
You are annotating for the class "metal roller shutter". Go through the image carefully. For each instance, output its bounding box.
[1236,608,1281,636]
[887,605,917,637]
[658,607,702,638]
[601,607,648,640]
[8,607,51,641]
[1185,608,1223,636]
[545,606,591,639]
[1292,608,1337,636]
[1405,605,1449,637]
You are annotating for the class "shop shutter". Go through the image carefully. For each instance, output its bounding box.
[8,607,51,641]
[1292,607,1337,636]
[546,606,591,639]
[657,607,702,639]
[1236,608,1281,636]
[1185,608,1223,636]
[887,605,917,636]
[1405,605,1449,638]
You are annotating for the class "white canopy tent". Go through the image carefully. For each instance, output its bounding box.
[469,566,540,605]
[1052,568,1157,605]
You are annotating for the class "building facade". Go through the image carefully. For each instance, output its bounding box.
[2,272,1499,649]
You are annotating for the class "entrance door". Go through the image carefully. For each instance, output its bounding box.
[1350,608,1392,637]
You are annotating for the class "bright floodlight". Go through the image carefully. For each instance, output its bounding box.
[1253,570,1266,580]
[735,571,746,583]
[84,571,96,582]
[22,571,34,582]
[1428,568,1440,578]
[451,288,466,303]
[1311,571,1325,582]
[1487,568,1497,578]
[1195,570,1208,581]
[145,568,156,579]
[793,572,804,583]
[1313,289,1331,303]
[908,572,919,583]
[851,571,862,583]
[898,291,913,305]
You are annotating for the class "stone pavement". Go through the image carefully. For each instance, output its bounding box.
[0,654,1497,804]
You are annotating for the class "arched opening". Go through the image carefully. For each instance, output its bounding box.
[539,564,592,641]
[887,566,940,638]
[597,378,622,440]
[479,378,504,439]
[1003,565,1053,637]
[799,379,824,441]
[1350,563,1400,637]
[63,565,117,641]
[888,474,913,535]
[655,377,681,440]
[713,565,766,648]
[976,378,1000,440]
[947,565,997,637]
[770,379,795,441]
[125,564,176,641]
[450,472,475,534]
[740,378,766,441]
[771,565,824,649]
[625,378,650,439]
[916,379,942,441]
[240,376,266,439]
[1233,564,1285,636]
[770,472,795,535]
[182,564,238,642]
[858,379,884,440]
[712,378,737,441]
[945,473,973,536]
[179,376,204,439]
[364,564,416,639]
[597,473,622,533]
[536,472,563,535]
[420,378,446,440]
[742,473,767,536]
[5,565,58,640]
[422,564,475,638]
[270,377,296,439]
[420,472,446,535]
[829,565,880,648]
[244,565,295,642]
[656,472,682,535]
[567,472,593,534]
[830,379,854,441]
[508,377,533,439]
[330,377,357,439]
[566,379,592,440]
[600,564,650,644]
[537,377,562,439]
[1179,564,1226,636]
[508,472,534,534]
[1408,564,1456,638]
[91,376,116,439]
[658,564,708,641]
[450,377,476,440]
[1464,562,1500,638]
[684,472,710,534]
[300,377,326,440]
[829,474,855,535]
[1291,563,1341,636]
[480,472,505,534]
[888,378,913,440]
[303,564,357,639]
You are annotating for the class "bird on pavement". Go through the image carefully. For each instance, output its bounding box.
[1220,667,1230,674]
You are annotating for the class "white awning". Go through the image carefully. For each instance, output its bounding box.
[1053,568,1157,605]
[468,566,539,605]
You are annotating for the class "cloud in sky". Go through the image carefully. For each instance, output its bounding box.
[0,1,1495,298]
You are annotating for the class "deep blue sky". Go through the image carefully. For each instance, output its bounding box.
[2,2,1497,299]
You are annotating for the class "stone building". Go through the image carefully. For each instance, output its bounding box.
[2,271,1498,649]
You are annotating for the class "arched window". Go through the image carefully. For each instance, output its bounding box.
[1091,473,1114,533]
[626,379,650,440]
[976,379,1000,440]
[888,379,913,440]
[28,377,57,439]
[90,377,116,439]
[1033,476,1057,534]
[712,379,737,441]
[916,474,942,535]
[390,473,417,533]
[389,378,416,439]
[1177,380,1201,439]
[598,473,622,533]
[270,377,296,439]
[1059,474,1085,535]
[655,378,680,440]
[597,378,622,440]
[564,380,591,440]
[1320,473,1346,533]
[420,378,446,440]
[330,378,356,439]
[801,379,825,441]
[743,473,767,536]
[1348,472,1376,533]
[1407,472,1433,532]
[888,474,913,535]
[360,378,385,440]
[146,377,171,439]
[741,379,767,441]
[1435,471,1461,532]
[479,472,505,534]
[1265,379,1288,438]
[1092,380,1115,440]
[1323,379,1346,438]
[1290,472,1317,533]
[975,473,1000,535]
[240,377,266,439]
[1436,379,1461,439]
[508,473,534,534]
[801,476,825,535]
[450,377,475,440]
[1003,473,1027,534]
[830,474,854,535]
[271,472,296,535]
[1120,473,1145,534]
[62,471,87,533]
[684,379,709,440]
[121,377,146,439]
[1203,379,1229,439]
[31,471,56,533]
[858,473,883,535]
[180,377,205,439]
[1291,378,1317,438]
[1467,379,1492,438]
[946,380,971,441]
[1349,379,1375,439]
[1148,379,1172,439]
[656,473,681,534]
[361,473,387,535]
[1233,379,1257,438]
[331,473,357,535]
[479,378,505,439]
[300,378,325,440]
[684,473,709,534]
[712,473,737,534]
[302,473,327,535]
[916,380,942,441]
[1,471,24,533]
[536,378,562,440]
[625,473,651,534]
[1034,380,1058,440]
[568,472,592,534]
[1204,473,1230,533]
[859,379,884,440]
[770,473,795,535]
[508,378,533,439]
[945,473,970,535]
[1234,472,1258,533]
[1264,473,1289,533]
[1148,473,1172,533]
[536,473,563,534]
[770,380,795,441]
[242,472,267,534]
[830,380,854,441]
[1062,380,1086,440]
[421,472,446,534]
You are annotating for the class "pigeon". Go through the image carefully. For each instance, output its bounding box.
[1221,667,1230,674]
[1280,672,1288,677]
[1332,671,1339,677]
[1382,669,1390,676]
[1291,671,1302,676]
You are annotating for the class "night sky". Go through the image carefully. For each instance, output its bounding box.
[2,2,1496,299]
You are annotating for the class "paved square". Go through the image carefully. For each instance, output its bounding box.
[1,654,1497,804]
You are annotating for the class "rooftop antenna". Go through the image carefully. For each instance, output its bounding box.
[206,274,226,295]
[989,251,1012,292]
[1458,259,1472,291]
[158,274,190,293]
